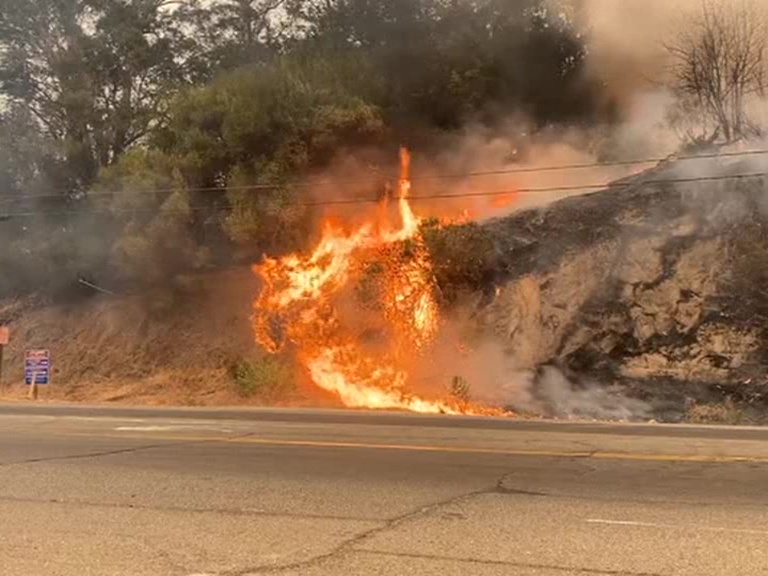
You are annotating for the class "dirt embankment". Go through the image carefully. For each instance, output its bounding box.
[0,270,307,406]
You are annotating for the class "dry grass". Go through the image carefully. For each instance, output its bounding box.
[686,398,746,425]
[0,269,315,407]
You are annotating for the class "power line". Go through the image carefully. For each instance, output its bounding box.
[1,170,766,219]
[78,278,116,296]
[1,147,768,205]
[411,147,768,181]
[411,170,768,201]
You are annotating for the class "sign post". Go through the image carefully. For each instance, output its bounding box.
[29,372,38,400]
[0,326,8,392]
[25,350,50,400]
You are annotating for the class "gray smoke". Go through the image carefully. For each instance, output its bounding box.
[521,367,651,421]
[418,328,651,421]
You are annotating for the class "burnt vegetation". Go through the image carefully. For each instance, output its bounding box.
[666,0,768,144]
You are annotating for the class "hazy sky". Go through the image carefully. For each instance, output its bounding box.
[582,0,768,105]
[582,0,702,101]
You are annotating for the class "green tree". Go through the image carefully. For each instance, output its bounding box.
[293,0,604,129]
[179,0,289,74]
[156,55,385,252]
[94,149,210,288]
[0,0,615,299]
[0,0,193,192]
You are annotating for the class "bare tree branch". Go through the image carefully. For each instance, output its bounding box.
[666,0,767,144]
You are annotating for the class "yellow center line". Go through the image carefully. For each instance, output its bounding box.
[50,431,768,464]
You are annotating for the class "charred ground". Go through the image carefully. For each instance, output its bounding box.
[424,157,768,422]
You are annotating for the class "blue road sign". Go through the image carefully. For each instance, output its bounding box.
[25,350,51,385]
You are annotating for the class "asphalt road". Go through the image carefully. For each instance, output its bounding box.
[1,405,767,576]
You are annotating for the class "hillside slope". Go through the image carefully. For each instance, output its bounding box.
[2,157,767,421]
[462,158,768,421]
[0,270,305,406]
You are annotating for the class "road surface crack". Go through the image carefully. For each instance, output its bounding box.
[0,431,257,467]
[228,485,493,575]
[493,472,550,496]
[0,494,378,522]
[0,443,177,467]
[230,471,534,575]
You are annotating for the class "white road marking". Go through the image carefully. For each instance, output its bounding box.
[115,425,233,432]
[588,519,658,528]
[65,416,147,423]
[586,519,768,535]
[115,425,191,432]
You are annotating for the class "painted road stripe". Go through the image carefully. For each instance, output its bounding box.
[586,519,768,535]
[115,425,234,432]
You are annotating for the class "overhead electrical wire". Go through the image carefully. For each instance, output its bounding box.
[410,147,768,180]
[1,169,767,219]
[1,147,768,206]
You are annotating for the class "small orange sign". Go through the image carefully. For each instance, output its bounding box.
[0,326,8,346]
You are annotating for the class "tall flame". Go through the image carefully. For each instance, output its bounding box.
[253,148,492,414]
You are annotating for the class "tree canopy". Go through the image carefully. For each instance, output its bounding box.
[0,0,613,299]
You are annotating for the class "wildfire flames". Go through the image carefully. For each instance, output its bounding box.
[253,148,501,415]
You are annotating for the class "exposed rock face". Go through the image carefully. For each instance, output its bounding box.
[503,230,760,386]
[482,243,618,370]
[470,160,768,416]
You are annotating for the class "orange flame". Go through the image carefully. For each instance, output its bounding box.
[253,148,496,414]
[491,191,518,209]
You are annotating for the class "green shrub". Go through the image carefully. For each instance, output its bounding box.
[231,356,296,400]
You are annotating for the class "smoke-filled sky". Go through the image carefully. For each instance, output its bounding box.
[581,0,701,103]
[582,0,768,106]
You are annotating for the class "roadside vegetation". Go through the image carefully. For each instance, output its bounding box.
[3,1,768,422]
[231,356,297,401]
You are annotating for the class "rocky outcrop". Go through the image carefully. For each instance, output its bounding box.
[472,161,768,417]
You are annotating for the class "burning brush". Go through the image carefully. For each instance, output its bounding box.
[253,148,499,415]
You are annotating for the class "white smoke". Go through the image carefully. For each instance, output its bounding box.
[415,325,650,421]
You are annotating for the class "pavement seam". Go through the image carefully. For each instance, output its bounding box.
[0,431,258,467]
[355,550,663,576]
[478,474,768,509]
[0,495,377,523]
[30,428,768,464]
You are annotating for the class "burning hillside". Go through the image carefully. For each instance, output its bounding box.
[4,145,768,424]
[252,145,768,422]
[252,149,500,415]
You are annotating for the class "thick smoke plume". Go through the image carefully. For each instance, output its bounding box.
[407,317,651,421]
[580,0,702,106]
